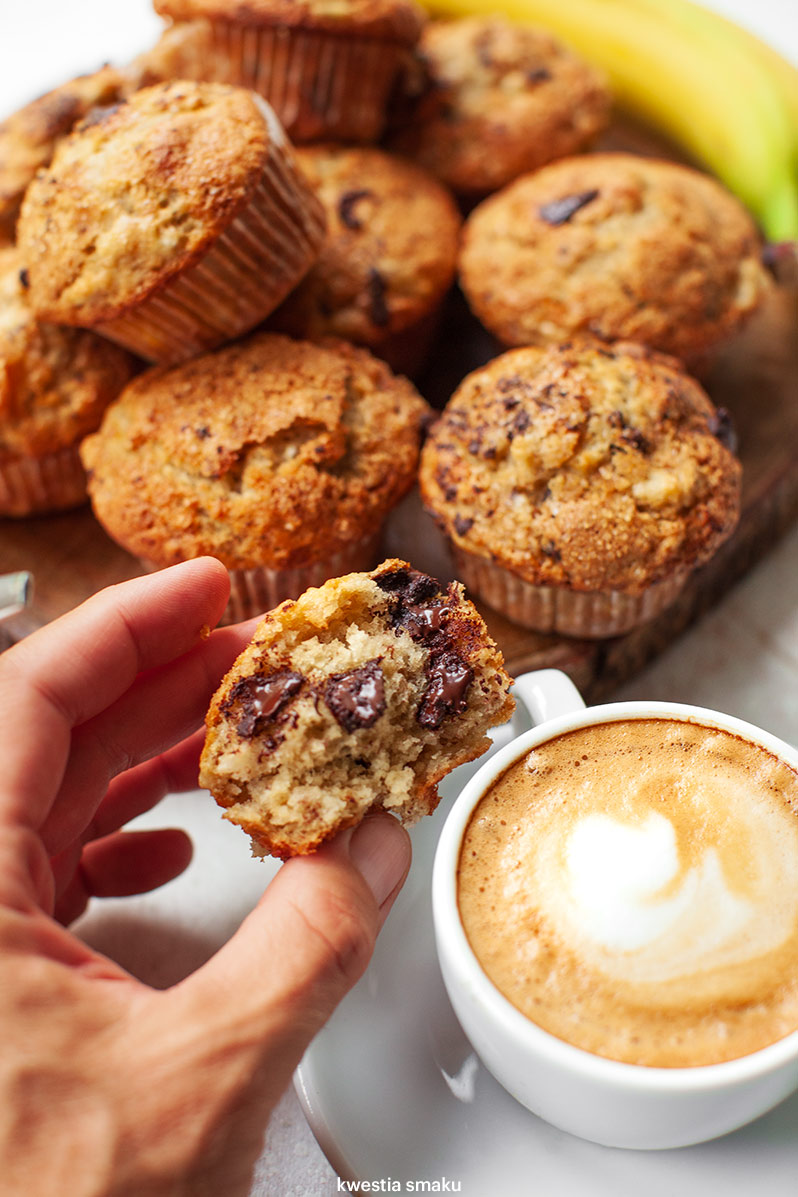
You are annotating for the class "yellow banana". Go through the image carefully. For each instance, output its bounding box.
[421,0,798,241]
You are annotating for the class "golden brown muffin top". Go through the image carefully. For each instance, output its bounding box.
[459,154,771,361]
[0,246,136,461]
[122,20,233,91]
[154,0,425,41]
[419,341,742,595]
[389,17,610,195]
[271,144,461,345]
[0,65,125,243]
[81,332,431,570]
[17,82,275,326]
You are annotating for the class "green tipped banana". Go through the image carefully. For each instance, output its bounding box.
[421,0,798,241]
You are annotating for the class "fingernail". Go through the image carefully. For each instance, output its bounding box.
[348,814,411,908]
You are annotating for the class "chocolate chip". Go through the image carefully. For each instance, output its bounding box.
[338,188,374,230]
[513,410,531,435]
[538,189,599,226]
[526,67,552,84]
[228,669,304,738]
[367,267,390,327]
[707,407,738,453]
[18,268,29,290]
[608,410,627,429]
[324,659,386,733]
[453,514,474,536]
[376,566,442,605]
[540,541,562,561]
[620,427,651,454]
[417,651,474,729]
[195,425,211,439]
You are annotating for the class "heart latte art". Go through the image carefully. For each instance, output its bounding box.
[458,719,798,1067]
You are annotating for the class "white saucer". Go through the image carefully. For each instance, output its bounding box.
[296,706,798,1195]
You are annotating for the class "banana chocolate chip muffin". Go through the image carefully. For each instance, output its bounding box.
[0,65,125,245]
[154,0,426,143]
[389,17,610,196]
[17,81,325,364]
[0,246,136,516]
[270,143,461,375]
[80,332,430,622]
[459,154,771,363]
[419,340,742,638]
[200,559,515,858]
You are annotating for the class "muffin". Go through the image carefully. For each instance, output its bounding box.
[123,19,233,90]
[459,154,771,364]
[153,0,426,143]
[270,144,461,375]
[80,332,431,621]
[419,340,742,638]
[388,17,610,196]
[200,559,515,858]
[0,246,137,516]
[0,65,125,244]
[17,82,326,364]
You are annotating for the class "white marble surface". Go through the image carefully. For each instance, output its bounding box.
[1,2,797,1193]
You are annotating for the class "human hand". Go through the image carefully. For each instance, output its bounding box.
[0,558,411,1196]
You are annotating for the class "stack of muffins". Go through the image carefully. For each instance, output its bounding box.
[1,1,770,637]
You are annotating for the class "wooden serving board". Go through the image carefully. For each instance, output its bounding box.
[1,120,797,698]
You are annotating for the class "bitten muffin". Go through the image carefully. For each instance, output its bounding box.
[0,246,136,516]
[154,0,426,143]
[270,144,461,375]
[80,332,431,621]
[459,154,771,363]
[419,340,742,638]
[0,65,125,245]
[388,17,610,196]
[199,559,515,858]
[17,82,325,364]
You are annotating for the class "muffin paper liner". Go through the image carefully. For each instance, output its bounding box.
[142,532,382,625]
[209,21,405,143]
[452,547,690,639]
[0,445,87,516]
[94,101,325,364]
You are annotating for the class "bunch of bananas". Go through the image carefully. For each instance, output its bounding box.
[421,0,798,242]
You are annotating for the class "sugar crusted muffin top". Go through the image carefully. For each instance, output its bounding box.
[459,153,770,361]
[81,332,431,570]
[419,340,742,595]
[0,65,125,244]
[199,559,514,858]
[390,17,610,195]
[154,0,426,41]
[271,143,461,344]
[17,82,278,325]
[0,246,136,461]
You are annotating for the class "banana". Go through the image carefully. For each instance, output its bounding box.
[420,0,798,241]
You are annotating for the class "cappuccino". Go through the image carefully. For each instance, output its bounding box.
[458,718,798,1068]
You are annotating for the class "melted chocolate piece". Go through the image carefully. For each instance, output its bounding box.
[376,567,442,606]
[367,268,390,327]
[338,188,374,230]
[417,651,474,730]
[707,407,738,453]
[527,67,552,84]
[228,669,304,739]
[324,659,386,733]
[454,514,474,536]
[18,268,29,290]
[538,189,599,226]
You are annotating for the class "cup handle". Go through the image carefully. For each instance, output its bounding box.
[512,669,586,726]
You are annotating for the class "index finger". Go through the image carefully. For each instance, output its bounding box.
[0,558,231,829]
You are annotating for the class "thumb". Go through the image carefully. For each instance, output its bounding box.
[173,812,411,1081]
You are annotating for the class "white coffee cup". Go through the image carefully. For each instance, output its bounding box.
[432,669,798,1150]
